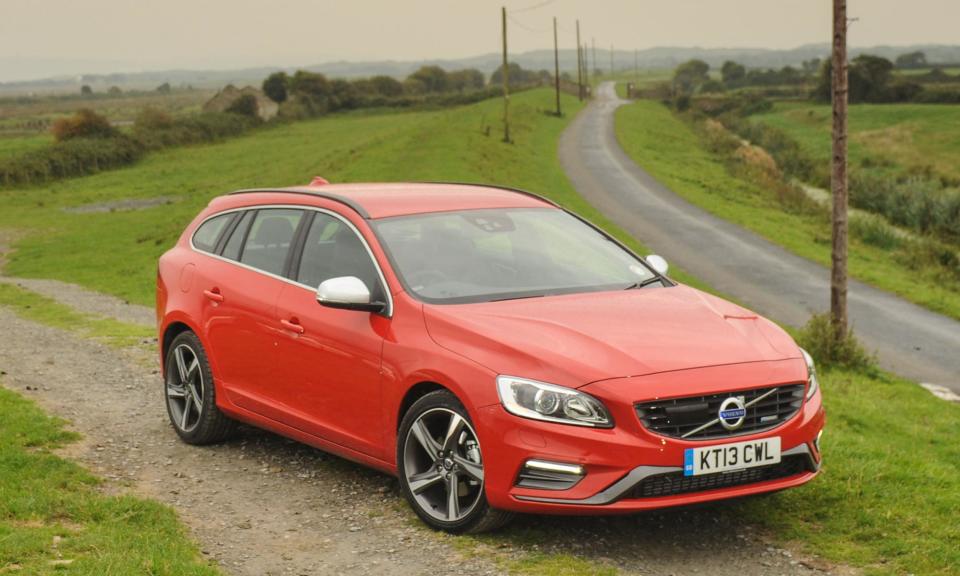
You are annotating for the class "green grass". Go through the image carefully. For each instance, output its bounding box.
[737,368,960,575]
[0,385,221,575]
[0,283,152,347]
[0,88,710,305]
[752,101,960,181]
[0,134,53,157]
[615,99,960,320]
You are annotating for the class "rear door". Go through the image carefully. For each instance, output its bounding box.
[273,210,389,458]
[200,208,306,412]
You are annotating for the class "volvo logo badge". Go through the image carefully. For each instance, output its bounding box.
[718,396,747,430]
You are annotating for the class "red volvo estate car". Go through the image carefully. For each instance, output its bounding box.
[157,181,824,533]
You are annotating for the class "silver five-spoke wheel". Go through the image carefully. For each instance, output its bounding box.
[166,343,204,433]
[402,407,485,523]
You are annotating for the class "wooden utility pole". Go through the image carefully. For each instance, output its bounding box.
[553,17,562,116]
[501,6,510,143]
[583,42,590,91]
[831,0,849,335]
[634,48,639,80]
[576,19,583,101]
[591,37,597,76]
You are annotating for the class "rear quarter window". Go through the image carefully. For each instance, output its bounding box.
[192,213,233,253]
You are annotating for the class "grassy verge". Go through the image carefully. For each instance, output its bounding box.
[0,283,152,347]
[738,367,960,575]
[614,99,960,320]
[0,384,220,575]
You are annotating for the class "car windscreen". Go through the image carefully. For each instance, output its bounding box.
[372,208,658,304]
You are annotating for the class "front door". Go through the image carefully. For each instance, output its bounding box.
[274,212,389,458]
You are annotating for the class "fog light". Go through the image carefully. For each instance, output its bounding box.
[516,459,585,490]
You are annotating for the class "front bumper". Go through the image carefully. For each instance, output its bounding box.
[476,383,824,515]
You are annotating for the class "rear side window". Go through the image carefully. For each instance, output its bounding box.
[221,211,254,261]
[192,213,232,253]
[239,209,304,276]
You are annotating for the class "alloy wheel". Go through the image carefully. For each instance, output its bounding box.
[402,407,485,523]
[166,343,205,433]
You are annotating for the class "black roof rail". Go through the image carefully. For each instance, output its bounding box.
[228,188,371,219]
[419,181,560,208]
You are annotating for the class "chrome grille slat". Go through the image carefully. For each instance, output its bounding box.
[635,384,806,440]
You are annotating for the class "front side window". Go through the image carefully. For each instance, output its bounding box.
[239,209,304,276]
[373,208,657,304]
[192,213,233,253]
[296,212,383,299]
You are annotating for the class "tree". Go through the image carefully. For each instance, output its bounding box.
[448,69,485,92]
[720,61,746,86]
[368,75,403,97]
[262,72,289,104]
[830,0,849,337]
[80,85,93,96]
[156,82,171,93]
[673,59,710,95]
[107,86,122,95]
[290,71,330,98]
[895,51,927,69]
[407,66,449,93]
[849,54,894,101]
[489,62,538,88]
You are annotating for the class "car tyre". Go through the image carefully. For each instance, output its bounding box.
[164,331,235,445]
[397,389,513,533]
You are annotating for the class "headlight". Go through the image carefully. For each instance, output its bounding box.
[496,376,613,428]
[800,348,819,400]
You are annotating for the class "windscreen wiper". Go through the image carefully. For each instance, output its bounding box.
[623,277,663,290]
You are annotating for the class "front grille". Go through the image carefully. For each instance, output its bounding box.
[626,455,809,499]
[635,384,805,440]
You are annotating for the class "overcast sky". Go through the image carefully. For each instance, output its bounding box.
[2,0,958,81]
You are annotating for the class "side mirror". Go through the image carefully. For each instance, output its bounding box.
[316,276,385,313]
[645,254,669,276]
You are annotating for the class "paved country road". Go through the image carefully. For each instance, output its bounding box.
[560,81,960,394]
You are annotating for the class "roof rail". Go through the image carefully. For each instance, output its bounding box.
[227,188,370,219]
[419,181,559,208]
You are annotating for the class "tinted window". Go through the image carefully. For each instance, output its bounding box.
[222,211,254,261]
[192,214,232,253]
[239,209,304,276]
[297,213,382,297]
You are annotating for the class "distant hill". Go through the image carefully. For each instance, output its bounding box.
[5,44,960,95]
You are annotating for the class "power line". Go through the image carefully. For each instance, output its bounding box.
[512,0,556,14]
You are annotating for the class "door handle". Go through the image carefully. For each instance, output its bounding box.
[281,318,305,335]
[203,288,224,303]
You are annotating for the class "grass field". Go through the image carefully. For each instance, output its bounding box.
[615,99,960,321]
[752,101,960,182]
[0,385,220,575]
[0,134,53,157]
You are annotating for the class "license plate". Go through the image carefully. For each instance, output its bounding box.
[683,437,781,476]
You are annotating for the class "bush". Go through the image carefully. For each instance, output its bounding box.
[796,313,875,371]
[0,136,144,186]
[225,94,260,118]
[850,214,902,250]
[850,173,960,242]
[51,108,118,141]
